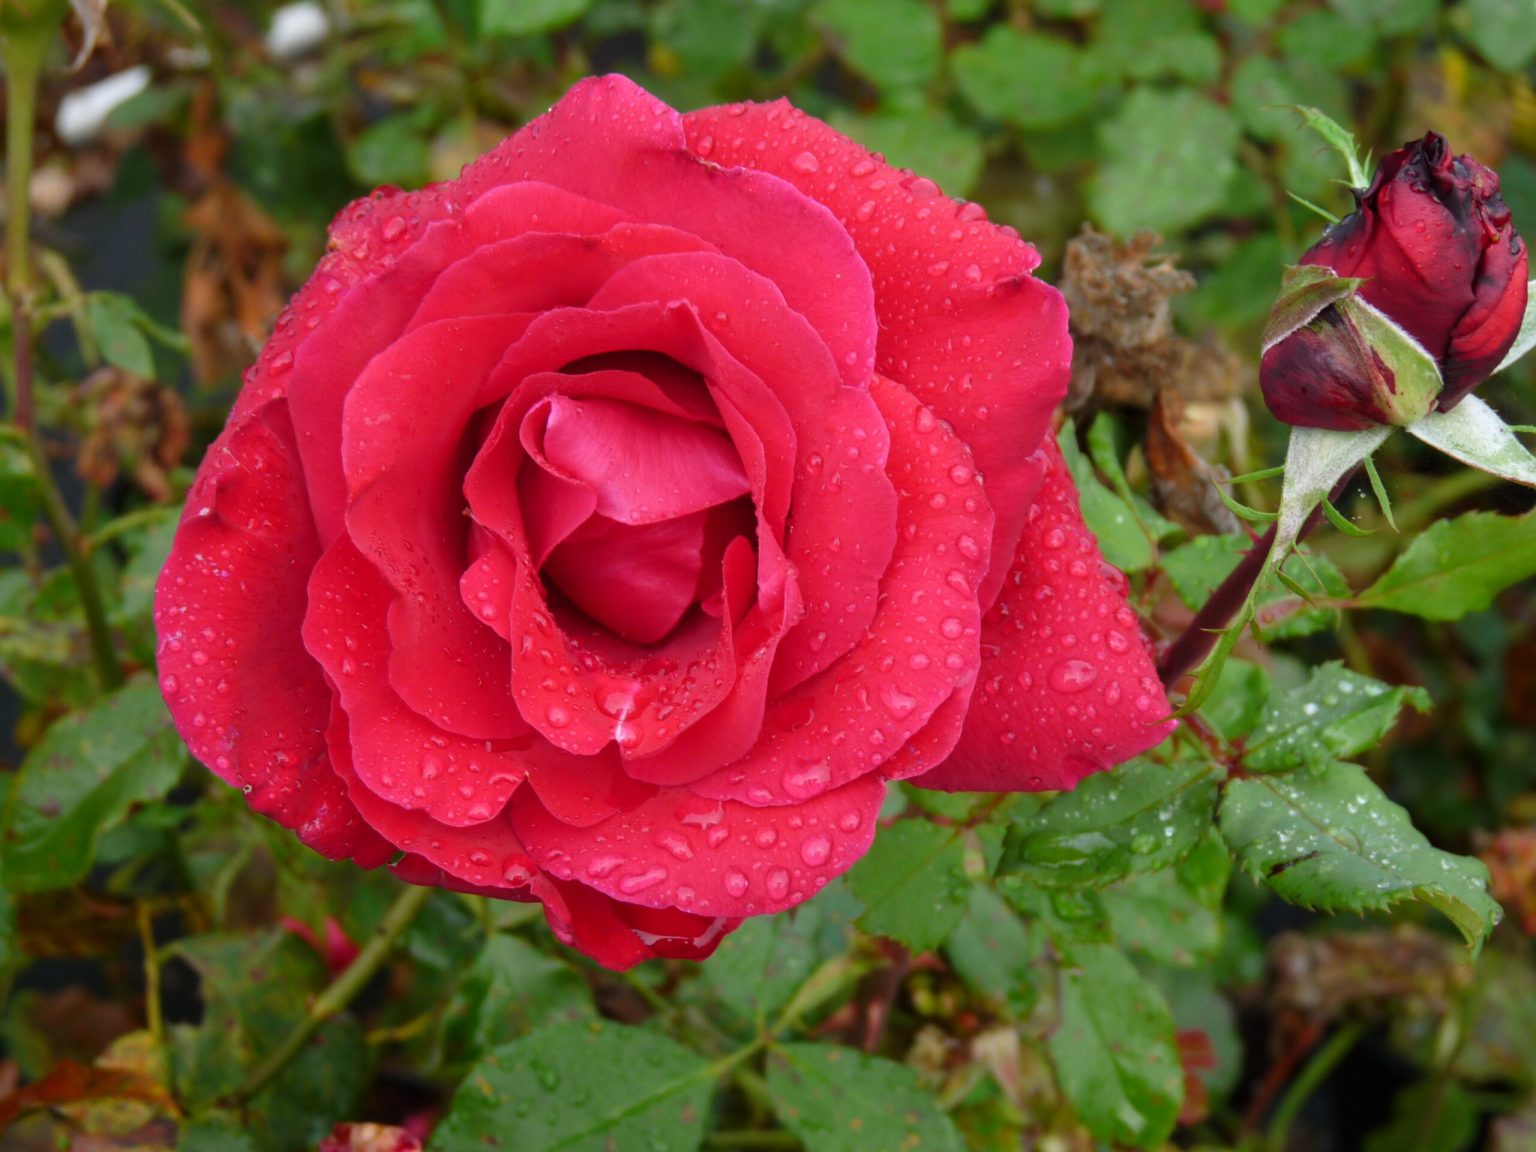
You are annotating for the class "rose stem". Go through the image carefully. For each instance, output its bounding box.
[227,881,432,1106]
[3,27,123,690]
[1157,469,1358,689]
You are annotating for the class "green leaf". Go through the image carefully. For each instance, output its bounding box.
[0,437,40,555]
[1332,0,1440,36]
[813,0,942,92]
[477,0,589,36]
[1219,762,1502,952]
[87,291,156,377]
[431,1022,715,1152]
[828,105,983,197]
[1090,88,1240,236]
[846,819,969,952]
[346,112,433,189]
[1357,510,1536,619]
[1058,424,1153,572]
[1202,658,1272,742]
[1244,662,1431,772]
[437,934,595,1069]
[1102,834,1228,966]
[699,899,848,1033]
[1364,1082,1480,1152]
[1458,0,1536,72]
[998,758,1217,889]
[1048,942,1183,1147]
[951,28,1102,129]
[167,930,335,1111]
[1230,53,1298,142]
[945,885,1041,1019]
[5,676,184,893]
[1162,533,1350,641]
[1407,395,1536,489]
[767,1043,963,1152]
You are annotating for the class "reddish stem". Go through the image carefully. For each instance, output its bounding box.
[1157,469,1359,690]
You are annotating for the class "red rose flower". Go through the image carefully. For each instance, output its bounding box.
[1262,131,1528,431]
[154,76,1172,970]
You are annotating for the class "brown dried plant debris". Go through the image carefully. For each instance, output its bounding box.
[1268,927,1468,1026]
[1147,387,1241,536]
[1478,826,1536,936]
[72,367,190,501]
[181,181,288,386]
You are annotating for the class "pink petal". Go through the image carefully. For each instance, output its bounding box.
[584,251,898,695]
[691,373,994,804]
[286,181,629,544]
[341,314,532,739]
[403,222,719,333]
[511,773,884,918]
[474,74,877,392]
[536,394,750,525]
[542,511,713,645]
[914,438,1176,793]
[153,402,391,866]
[303,537,530,826]
[680,98,1071,609]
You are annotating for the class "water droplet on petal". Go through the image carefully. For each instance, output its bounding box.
[1049,659,1099,694]
[800,835,832,866]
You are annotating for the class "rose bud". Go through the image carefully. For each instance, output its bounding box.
[155,76,1174,971]
[1261,131,1527,431]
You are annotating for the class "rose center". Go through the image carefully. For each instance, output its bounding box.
[517,389,755,646]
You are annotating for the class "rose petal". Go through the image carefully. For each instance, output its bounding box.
[511,773,884,918]
[303,537,531,825]
[543,879,737,969]
[536,394,750,525]
[585,251,898,695]
[691,373,993,804]
[913,438,1176,793]
[341,314,533,739]
[479,74,877,392]
[154,402,391,866]
[288,181,630,544]
[680,98,1070,609]
[542,510,712,645]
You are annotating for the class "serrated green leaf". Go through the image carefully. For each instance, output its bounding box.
[813,0,941,92]
[431,1022,714,1152]
[768,1044,963,1152]
[1048,942,1183,1146]
[5,676,184,893]
[945,885,1040,1019]
[1203,658,1272,742]
[998,758,1217,888]
[847,819,969,952]
[952,27,1102,129]
[437,934,594,1070]
[1219,762,1501,952]
[699,900,845,1033]
[1244,662,1430,771]
[1102,834,1228,966]
[1161,533,1349,640]
[87,292,156,377]
[1357,511,1536,619]
[1090,88,1239,235]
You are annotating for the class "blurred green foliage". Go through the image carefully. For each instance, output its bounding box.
[3,1,1536,1150]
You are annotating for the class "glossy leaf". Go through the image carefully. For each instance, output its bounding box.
[847,819,969,952]
[1244,662,1431,772]
[431,1022,715,1152]
[1357,511,1536,619]
[1220,762,1502,952]
[767,1043,962,1152]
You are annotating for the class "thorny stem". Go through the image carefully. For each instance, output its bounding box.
[227,881,432,1105]
[3,28,124,691]
[1157,468,1359,690]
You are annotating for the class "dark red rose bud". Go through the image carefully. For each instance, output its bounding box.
[1262,131,1528,428]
